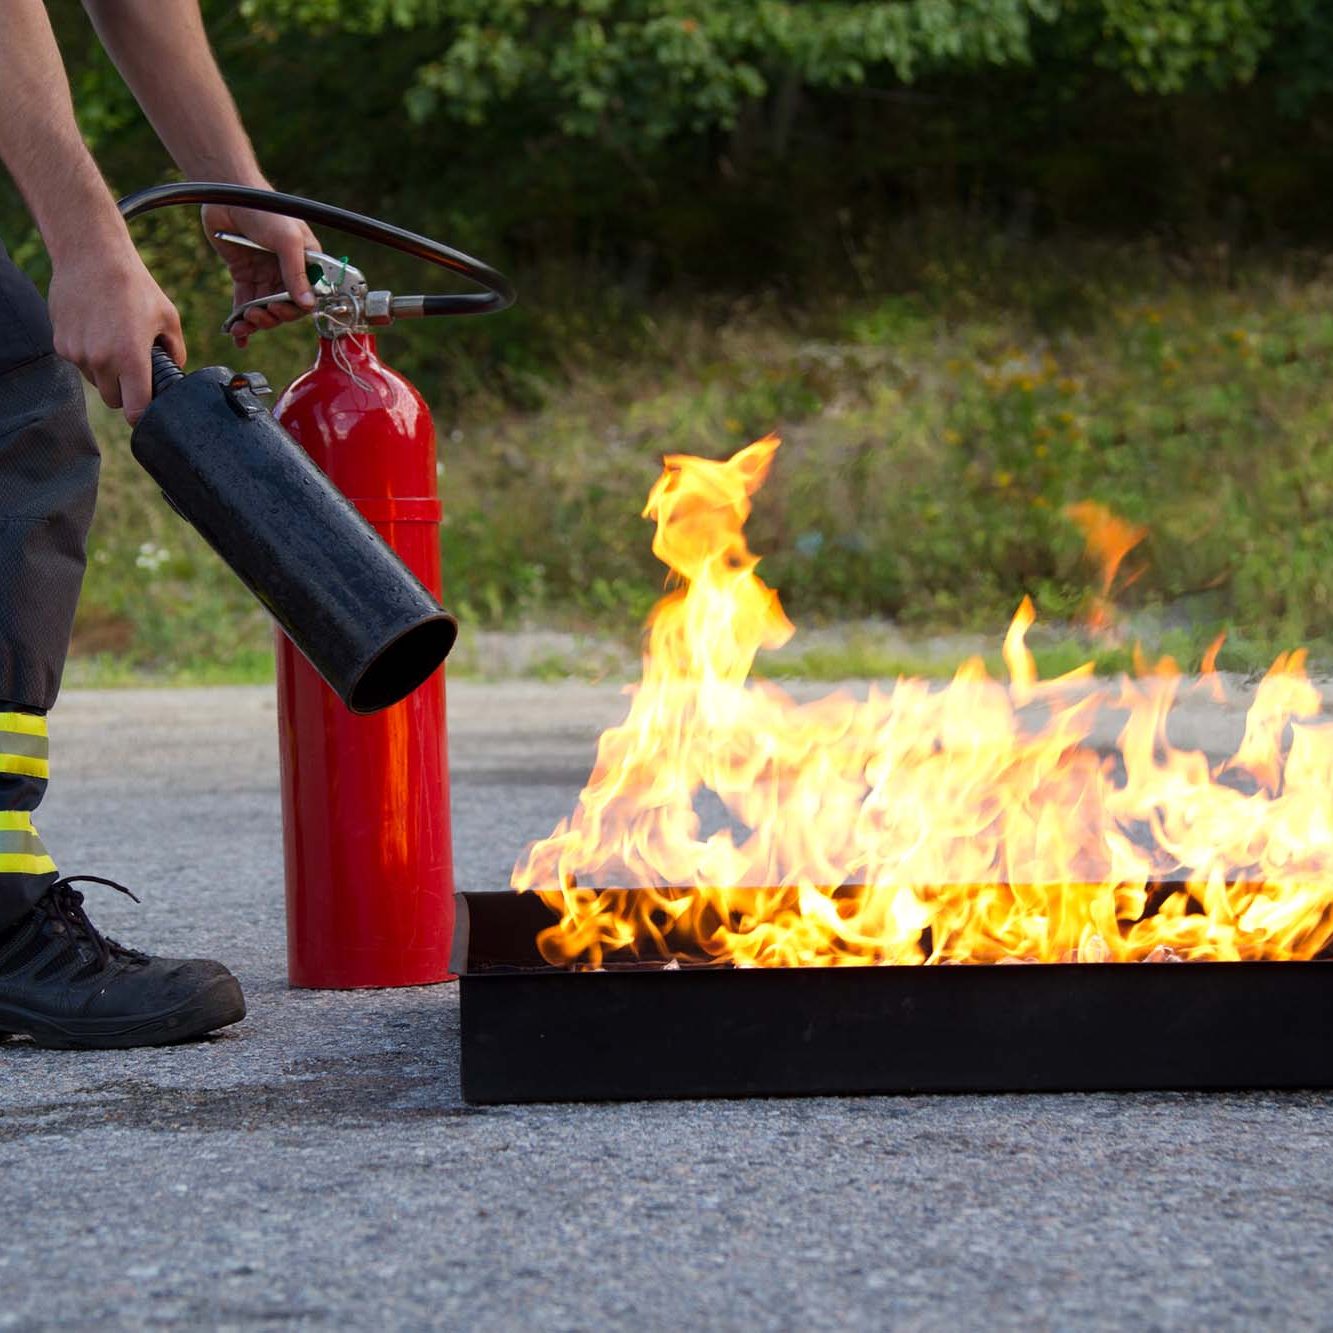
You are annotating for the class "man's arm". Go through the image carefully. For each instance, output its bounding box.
[0,0,184,421]
[82,0,318,347]
[82,0,267,189]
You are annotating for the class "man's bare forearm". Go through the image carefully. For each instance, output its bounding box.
[0,0,131,266]
[82,0,267,186]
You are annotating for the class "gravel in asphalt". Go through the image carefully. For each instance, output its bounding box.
[0,681,1329,1331]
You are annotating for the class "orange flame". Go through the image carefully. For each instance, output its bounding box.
[512,438,1333,968]
[1065,500,1147,638]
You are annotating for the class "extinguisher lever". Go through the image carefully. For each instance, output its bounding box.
[213,231,368,292]
[223,291,295,334]
[213,232,370,334]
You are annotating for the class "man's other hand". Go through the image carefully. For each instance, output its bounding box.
[202,203,321,349]
[47,241,186,427]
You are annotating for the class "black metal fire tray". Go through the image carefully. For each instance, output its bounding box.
[454,890,1333,1105]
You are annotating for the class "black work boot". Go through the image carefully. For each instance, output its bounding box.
[0,875,245,1050]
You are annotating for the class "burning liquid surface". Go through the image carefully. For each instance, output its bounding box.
[512,437,1333,968]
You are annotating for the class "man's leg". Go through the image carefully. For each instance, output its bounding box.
[0,707,55,932]
[0,240,99,931]
[0,242,244,1047]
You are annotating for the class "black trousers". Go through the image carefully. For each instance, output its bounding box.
[0,239,101,926]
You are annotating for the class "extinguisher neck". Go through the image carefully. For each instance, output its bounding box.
[316,333,380,367]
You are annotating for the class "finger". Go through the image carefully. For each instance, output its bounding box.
[159,317,187,370]
[263,300,306,325]
[200,203,221,244]
[243,304,281,331]
[276,233,317,312]
[120,351,153,425]
[239,309,281,333]
[63,350,96,389]
[94,369,122,412]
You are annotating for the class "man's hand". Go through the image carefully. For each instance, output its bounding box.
[203,203,321,349]
[47,235,186,427]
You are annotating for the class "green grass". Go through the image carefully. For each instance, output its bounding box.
[76,234,1333,684]
[755,621,1291,684]
[63,649,278,690]
[62,622,1292,690]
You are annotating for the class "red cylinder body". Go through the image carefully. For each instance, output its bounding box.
[273,334,454,988]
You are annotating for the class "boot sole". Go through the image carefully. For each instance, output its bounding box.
[0,974,246,1050]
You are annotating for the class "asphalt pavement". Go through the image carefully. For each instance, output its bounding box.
[1,680,1331,1330]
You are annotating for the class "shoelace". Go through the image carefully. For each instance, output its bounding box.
[42,876,149,967]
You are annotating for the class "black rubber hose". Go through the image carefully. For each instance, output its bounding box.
[118,181,515,316]
[150,343,185,397]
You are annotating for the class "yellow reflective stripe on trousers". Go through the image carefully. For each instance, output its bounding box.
[0,812,55,876]
[0,712,49,780]
[0,853,56,875]
[0,754,48,780]
[0,713,46,738]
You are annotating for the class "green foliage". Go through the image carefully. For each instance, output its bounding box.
[76,402,277,677]
[1095,0,1274,92]
[13,0,1333,682]
[400,0,1059,141]
[244,0,1057,142]
[228,0,1333,134]
[425,242,1333,659]
[13,0,1333,377]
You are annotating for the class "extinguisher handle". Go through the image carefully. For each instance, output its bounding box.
[117,181,516,317]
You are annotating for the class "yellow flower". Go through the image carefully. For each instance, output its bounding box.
[995,470,1013,489]
[943,428,963,446]
[1033,443,1049,459]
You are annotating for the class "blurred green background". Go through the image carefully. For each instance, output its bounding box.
[11,0,1333,681]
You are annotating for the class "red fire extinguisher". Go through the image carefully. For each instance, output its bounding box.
[118,183,515,990]
[274,328,454,989]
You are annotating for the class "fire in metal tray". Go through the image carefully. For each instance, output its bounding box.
[511,436,1333,970]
